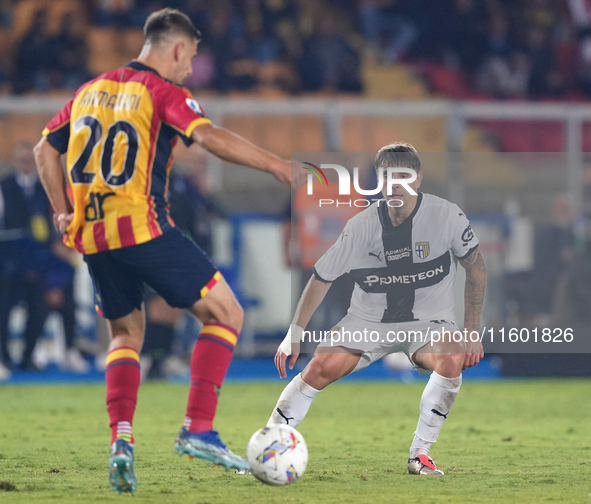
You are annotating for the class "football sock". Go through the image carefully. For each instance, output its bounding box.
[410,371,462,458]
[184,324,238,433]
[115,421,133,444]
[267,373,320,428]
[105,347,141,445]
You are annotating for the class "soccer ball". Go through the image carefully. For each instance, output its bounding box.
[246,424,308,485]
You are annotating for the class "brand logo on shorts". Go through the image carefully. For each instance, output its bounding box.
[415,242,430,259]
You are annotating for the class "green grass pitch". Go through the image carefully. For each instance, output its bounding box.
[0,379,589,503]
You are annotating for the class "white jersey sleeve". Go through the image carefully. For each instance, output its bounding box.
[447,204,479,259]
[313,218,362,282]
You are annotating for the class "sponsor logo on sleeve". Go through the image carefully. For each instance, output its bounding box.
[461,224,474,245]
[185,98,202,115]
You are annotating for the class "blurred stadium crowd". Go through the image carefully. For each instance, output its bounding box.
[3,0,591,98]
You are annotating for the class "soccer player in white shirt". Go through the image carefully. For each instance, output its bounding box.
[269,143,487,476]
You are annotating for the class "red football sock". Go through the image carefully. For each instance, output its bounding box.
[184,323,238,433]
[105,347,141,445]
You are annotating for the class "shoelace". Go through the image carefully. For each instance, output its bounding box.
[114,440,133,456]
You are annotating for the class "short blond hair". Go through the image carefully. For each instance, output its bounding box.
[375,142,421,172]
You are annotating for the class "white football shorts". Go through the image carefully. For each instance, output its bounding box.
[314,313,459,374]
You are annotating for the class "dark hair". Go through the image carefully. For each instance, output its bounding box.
[375,142,421,172]
[144,8,202,45]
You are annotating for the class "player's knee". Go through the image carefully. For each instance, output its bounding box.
[109,326,144,353]
[434,352,465,376]
[107,310,145,351]
[304,356,340,389]
[229,301,244,332]
[214,298,244,333]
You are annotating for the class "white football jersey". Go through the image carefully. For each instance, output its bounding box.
[313,193,479,324]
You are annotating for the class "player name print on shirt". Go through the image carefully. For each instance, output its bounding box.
[79,89,143,111]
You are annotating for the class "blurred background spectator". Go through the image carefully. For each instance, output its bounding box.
[13,9,51,93]
[48,11,92,90]
[0,141,88,375]
[360,0,418,64]
[0,141,52,372]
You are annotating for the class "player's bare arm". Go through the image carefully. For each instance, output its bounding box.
[459,246,487,369]
[275,276,332,378]
[33,136,73,233]
[192,123,305,187]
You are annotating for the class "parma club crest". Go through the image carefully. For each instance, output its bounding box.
[415,242,430,259]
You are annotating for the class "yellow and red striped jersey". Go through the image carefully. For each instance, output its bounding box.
[43,60,211,255]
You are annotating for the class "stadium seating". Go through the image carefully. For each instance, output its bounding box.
[12,0,85,39]
[220,115,325,159]
[363,60,430,100]
[88,28,144,76]
[475,120,565,152]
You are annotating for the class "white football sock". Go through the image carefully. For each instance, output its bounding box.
[409,371,462,458]
[267,373,320,428]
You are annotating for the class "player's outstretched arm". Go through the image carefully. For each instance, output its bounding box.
[459,247,487,369]
[34,137,74,233]
[192,123,305,187]
[275,276,332,378]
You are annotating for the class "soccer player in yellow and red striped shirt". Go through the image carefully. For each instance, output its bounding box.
[34,8,300,493]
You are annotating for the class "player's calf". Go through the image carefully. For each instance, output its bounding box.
[182,278,243,435]
[405,341,465,475]
[408,370,462,468]
[268,352,360,428]
[267,373,321,428]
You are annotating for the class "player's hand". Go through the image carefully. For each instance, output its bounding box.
[53,213,74,234]
[290,161,307,189]
[274,343,300,379]
[270,160,292,186]
[463,336,484,370]
[271,160,307,188]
